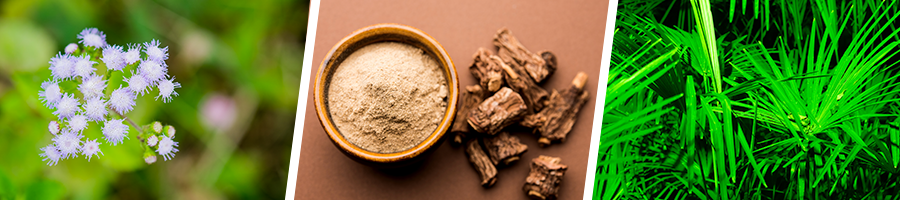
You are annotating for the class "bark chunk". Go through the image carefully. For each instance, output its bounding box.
[470,48,505,93]
[482,132,528,166]
[497,55,550,113]
[451,85,487,146]
[523,155,567,200]
[468,87,527,135]
[465,140,497,187]
[521,72,590,147]
[539,51,557,75]
[494,28,555,83]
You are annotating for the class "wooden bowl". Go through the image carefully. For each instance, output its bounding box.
[313,23,459,168]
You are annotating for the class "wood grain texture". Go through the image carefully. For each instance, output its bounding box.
[494,28,556,83]
[470,48,505,93]
[465,140,498,187]
[523,155,568,200]
[521,72,589,146]
[451,85,486,146]
[497,55,549,113]
[467,87,527,135]
[482,132,528,166]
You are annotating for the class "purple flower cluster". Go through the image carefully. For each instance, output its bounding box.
[39,28,180,166]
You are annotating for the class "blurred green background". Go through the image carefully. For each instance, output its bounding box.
[0,0,309,199]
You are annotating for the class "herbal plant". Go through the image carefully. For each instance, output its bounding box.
[38,28,181,166]
[595,0,900,199]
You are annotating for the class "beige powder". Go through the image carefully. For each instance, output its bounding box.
[328,42,448,153]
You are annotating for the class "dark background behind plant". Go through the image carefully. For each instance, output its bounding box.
[0,0,309,199]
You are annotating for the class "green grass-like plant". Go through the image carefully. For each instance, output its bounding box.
[594,0,900,199]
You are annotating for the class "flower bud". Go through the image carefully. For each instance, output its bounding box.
[65,43,78,54]
[147,135,159,147]
[165,125,176,137]
[151,121,163,134]
[48,121,60,135]
[144,152,157,165]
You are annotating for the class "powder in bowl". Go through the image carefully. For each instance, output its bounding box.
[327,42,448,154]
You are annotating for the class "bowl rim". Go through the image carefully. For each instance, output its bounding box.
[313,23,459,166]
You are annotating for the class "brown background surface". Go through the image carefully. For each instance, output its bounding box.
[295,0,609,199]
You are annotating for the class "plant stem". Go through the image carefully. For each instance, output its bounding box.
[103,67,114,97]
[111,106,144,138]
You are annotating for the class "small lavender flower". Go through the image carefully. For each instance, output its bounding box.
[124,44,142,65]
[69,114,89,132]
[102,45,126,71]
[165,125,176,137]
[78,28,107,48]
[39,80,63,108]
[49,53,75,80]
[151,121,163,133]
[53,129,83,159]
[109,86,136,114]
[144,39,168,62]
[49,121,60,135]
[73,55,97,78]
[156,135,178,161]
[102,119,129,145]
[157,78,180,103]
[125,73,150,95]
[81,139,102,161]
[139,59,168,83]
[40,144,62,166]
[53,93,80,119]
[83,97,107,121]
[144,154,157,164]
[147,135,158,147]
[79,74,107,98]
[65,43,78,54]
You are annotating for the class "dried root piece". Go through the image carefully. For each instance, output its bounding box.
[466,140,497,187]
[451,85,486,146]
[521,72,590,147]
[496,56,550,113]
[470,48,505,93]
[494,28,555,83]
[523,155,567,200]
[482,132,528,166]
[539,51,557,74]
[468,87,527,135]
